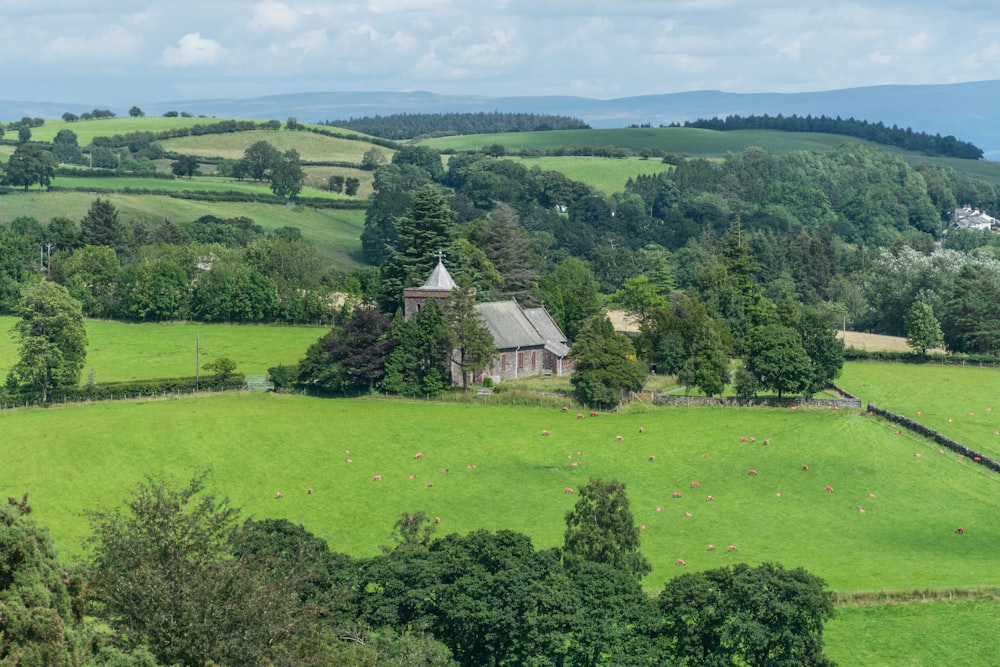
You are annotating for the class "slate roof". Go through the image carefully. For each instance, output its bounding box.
[419,259,458,290]
[475,301,571,357]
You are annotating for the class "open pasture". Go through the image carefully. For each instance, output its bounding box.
[4,393,999,596]
[507,156,673,193]
[0,191,366,268]
[419,127,870,156]
[825,598,1000,666]
[158,128,382,163]
[26,117,251,145]
[52,174,342,199]
[0,317,325,382]
[838,361,1000,460]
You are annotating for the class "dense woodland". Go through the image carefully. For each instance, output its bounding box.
[324,112,590,140]
[672,114,984,159]
[2,474,836,667]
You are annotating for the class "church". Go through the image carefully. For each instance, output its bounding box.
[404,257,575,384]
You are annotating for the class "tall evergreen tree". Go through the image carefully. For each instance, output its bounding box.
[379,186,456,311]
[443,287,496,389]
[80,198,131,260]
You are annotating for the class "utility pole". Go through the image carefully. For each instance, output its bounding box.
[195,333,200,391]
[45,243,54,275]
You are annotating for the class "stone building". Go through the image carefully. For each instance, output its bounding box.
[403,258,574,383]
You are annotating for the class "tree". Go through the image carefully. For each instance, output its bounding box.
[240,140,280,181]
[269,149,305,199]
[344,176,361,196]
[116,259,189,321]
[299,307,396,394]
[905,300,944,356]
[563,478,651,580]
[327,175,344,193]
[128,106,144,118]
[203,356,238,385]
[17,125,31,143]
[570,315,646,408]
[170,154,200,178]
[2,144,57,190]
[0,494,86,666]
[536,257,602,340]
[80,198,131,260]
[443,287,497,389]
[6,281,87,402]
[659,562,835,667]
[677,323,730,396]
[476,203,540,304]
[797,308,845,396]
[52,129,82,164]
[743,324,811,397]
[86,472,324,667]
[361,147,388,171]
[62,245,121,317]
[379,186,456,311]
[381,301,450,396]
[61,111,79,122]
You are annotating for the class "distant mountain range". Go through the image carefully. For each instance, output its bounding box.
[5,80,1000,158]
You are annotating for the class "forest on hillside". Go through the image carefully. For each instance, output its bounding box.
[325,111,590,140]
[671,113,984,159]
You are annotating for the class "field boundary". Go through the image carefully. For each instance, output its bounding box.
[868,401,1000,474]
[832,585,1000,607]
[653,394,861,409]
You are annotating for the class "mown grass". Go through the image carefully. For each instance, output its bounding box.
[27,117,257,146]
[0,317,324,382]
[506,156,673,193]
[157,128,385,163]
[4,393,1000,598]
[838,361,1000,460]
[825,598,1000,666]
[0,191,366,268]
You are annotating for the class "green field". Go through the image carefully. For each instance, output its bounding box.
[5,393,999,598]
[158,128,385,163]
[52,174,341,199]
[0,191,366,267]
[826,598,1000,666]
[421,127,871,156]
[0,317,324,382]
[506,156,673,193]
[838,361,1000,460]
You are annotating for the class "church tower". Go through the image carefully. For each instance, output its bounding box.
[403,252,458,320]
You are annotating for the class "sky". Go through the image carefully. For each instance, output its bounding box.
[3,1,1000,104]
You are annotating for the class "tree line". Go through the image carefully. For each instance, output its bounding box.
[672,113,984,159]
[325,111,590,140]
[1,474,837,666]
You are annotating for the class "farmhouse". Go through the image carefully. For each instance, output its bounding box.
[403,257,574,383]
[952,204,997,231]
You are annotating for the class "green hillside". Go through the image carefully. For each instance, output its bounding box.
[506,156,674,193]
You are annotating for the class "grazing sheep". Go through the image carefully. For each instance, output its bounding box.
[307,488,313,494]
[345,458,352,463]
[728,545,737,551]
[427,481,434,487]
[640,524,647,530]
[577,413,584,419]
[639,427,644,433]
[616,435,624,442]
[415,452,423,459]
[825,486,834,493]
[408,475,416,479]
[956,527,965,534]
[750,437,756,443]
[975,456,982,462]
[372,475,382,481]
[690,481,700,488]
[706,495,714,502]
[648,455,655,462]
[345,449,350,454]
[707,544,716,551]
[565,487,574,494]
[676,559,686,566]
[541,430,550,436]
[672,491,682,498]
[275,492,282,498]
[655,506,662,512]
[685,512,692,517]
[561,406,569,412]
[868,492,876,498]
[441,469,450,474]
[914,452,921,457]
[741,436,748,442]
[435,516,441,523]
[568,454,573,459]
[802,465,809,471]
[748,469,758,476]
[763,439,769,445]
[572,461,579,467]
[590,411,598,416]
[857,508,866,513]
[775,492,783,497]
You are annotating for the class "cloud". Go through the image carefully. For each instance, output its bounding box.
[42,24,142,63]
[161,33,226,67]
[249,2,302,34]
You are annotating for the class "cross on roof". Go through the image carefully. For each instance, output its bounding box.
[436,249,446,262]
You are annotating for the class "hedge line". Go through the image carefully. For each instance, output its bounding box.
[844,348,1000,367]
[0,373,245,408]
[46,186,369,209]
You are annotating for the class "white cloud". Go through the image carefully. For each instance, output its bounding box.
[161,33,226,67]
[868,51,895,65]
[42,24,142,63]
[249,2,302,34]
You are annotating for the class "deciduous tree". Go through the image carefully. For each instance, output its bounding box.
[2,144,57,190]
[6,281,87,402]
[905,300,944,356]
[563,478,651,580]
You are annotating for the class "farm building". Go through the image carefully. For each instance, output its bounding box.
[952,205,997,231]
[404,258,574,384]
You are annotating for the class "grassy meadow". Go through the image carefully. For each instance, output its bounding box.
[5,392,1000,597]
[838,361,1000,460]
[506,156,673,193]
[0,317,324,382]
[0,191,366,267]
[826,598,1000,666]
[158,127,385,163]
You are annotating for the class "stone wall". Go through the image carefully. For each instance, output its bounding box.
[867,402,1000,474]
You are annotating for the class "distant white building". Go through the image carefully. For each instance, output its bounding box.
[952,205,997,232]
